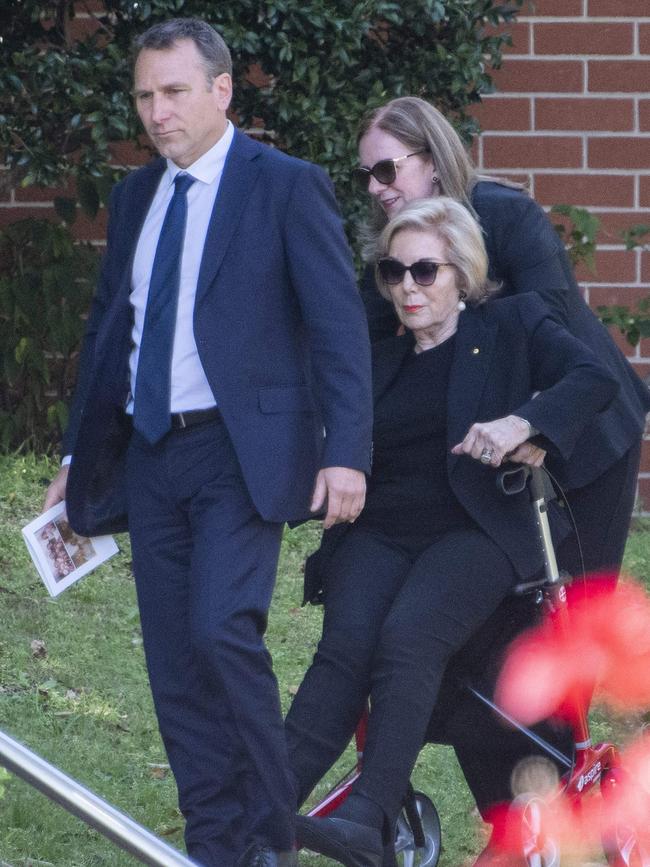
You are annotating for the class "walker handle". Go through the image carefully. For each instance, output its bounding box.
[496,464,530,495]
[496,464,556,504]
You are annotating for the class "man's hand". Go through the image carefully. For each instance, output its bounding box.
[310,467,366,530]
[43,465,70,512]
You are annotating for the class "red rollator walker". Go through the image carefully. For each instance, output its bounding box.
[301,465,650,867]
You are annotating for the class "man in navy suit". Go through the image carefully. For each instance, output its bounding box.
[44,18,372,867]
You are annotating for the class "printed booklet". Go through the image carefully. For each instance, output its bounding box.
[22,502,118,597]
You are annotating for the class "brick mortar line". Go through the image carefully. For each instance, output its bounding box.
[573,244,648,250]
[518,17,650,23]
[480,130,650,137]
[481,93,645,99]
[562,208,650,213]
[502,53,647,60]
[477,168,650,175]
[490,93,650,98]
[1,202,55,208]
[544,205,650,217]
[581,285,650,289]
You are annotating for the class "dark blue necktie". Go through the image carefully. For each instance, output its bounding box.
[133,173,196,444]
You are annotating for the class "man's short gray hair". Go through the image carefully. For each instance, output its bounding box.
[133,18,232,84]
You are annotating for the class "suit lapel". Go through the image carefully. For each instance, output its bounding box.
[94,159,164,369]
[196,129,263,305]
[447,307,498,467]
[118,159,166,282]
[97,160,164,331]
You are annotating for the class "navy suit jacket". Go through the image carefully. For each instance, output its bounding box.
[63,129,373,535]
[360,181,649,489]
[304,293,619,602]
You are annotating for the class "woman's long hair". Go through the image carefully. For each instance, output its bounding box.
[358,96,521,261]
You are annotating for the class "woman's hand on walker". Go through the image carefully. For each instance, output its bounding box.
[451,415,543,467]
[508,442,546,467]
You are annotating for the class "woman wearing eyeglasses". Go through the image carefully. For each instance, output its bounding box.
[348,96,648,856]
[286,197,618,867]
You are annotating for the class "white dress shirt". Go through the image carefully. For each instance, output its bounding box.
[62,123,235,465]
[126,120,235,413]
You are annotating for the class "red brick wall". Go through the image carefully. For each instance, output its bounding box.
[471,0,650,511]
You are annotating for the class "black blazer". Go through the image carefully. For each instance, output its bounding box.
[304,293,618,603]
[63,130,373,535]
[360,181,649,489]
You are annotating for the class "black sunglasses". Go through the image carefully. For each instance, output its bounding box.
[353,149,429,189]
[377,258,452,287]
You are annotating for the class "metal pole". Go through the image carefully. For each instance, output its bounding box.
[0,728,197,866]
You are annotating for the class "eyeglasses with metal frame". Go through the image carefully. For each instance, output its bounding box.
[353,149,429,189]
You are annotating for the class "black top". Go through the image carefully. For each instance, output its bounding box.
[356,336,472,543]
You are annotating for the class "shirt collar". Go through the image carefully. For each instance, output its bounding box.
[164,120,235,188]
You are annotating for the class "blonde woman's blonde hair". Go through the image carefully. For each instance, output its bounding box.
[375,197,500,304]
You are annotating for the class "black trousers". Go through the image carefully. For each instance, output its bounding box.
[443,439,642,818]
[285,525,517,826]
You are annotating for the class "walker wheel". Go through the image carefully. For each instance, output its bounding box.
[392,791,441,867]
[603,823,650,867]
[508,793,561,867]
[601,769,650,867]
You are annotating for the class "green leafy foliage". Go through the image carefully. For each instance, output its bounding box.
[2,0,524,222]
[596,225,650,347]
[597,299,650,348]
[0,220,99,451]
[621,224,650,252]
[551,207,650,348]
[551,204,600,272]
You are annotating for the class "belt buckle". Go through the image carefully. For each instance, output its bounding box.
[177,411,187,429]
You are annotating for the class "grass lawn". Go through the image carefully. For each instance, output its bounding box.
[0,453,649,866]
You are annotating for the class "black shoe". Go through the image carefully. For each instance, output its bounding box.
[296,814,383,867]
[236,843,298,867]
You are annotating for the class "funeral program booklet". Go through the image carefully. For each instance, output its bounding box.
[22,502,118,597]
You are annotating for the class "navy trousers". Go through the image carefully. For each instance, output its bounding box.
[126,418,295,865]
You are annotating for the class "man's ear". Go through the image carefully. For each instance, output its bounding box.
[213,72,233,112]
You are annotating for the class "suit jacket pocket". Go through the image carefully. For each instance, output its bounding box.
[258,385,315,414]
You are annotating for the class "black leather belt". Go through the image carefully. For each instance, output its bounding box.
[170,407,221,429]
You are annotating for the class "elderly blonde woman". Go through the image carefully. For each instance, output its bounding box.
[287,198,618,867]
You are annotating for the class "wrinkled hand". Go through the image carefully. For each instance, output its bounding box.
[310,467,366,529]
[451,415,538,468]
[43,465,69,512]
